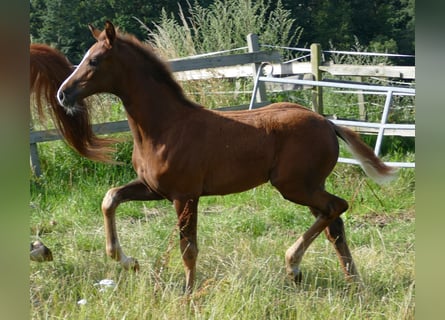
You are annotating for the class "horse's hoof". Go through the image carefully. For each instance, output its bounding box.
[294,271,303,284]
[287,266,302,284]
[132,260,140,272]
[30,240,53,262]
[122,257,139,272]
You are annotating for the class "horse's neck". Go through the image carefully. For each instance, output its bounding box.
[112,53,201,142]
[121,82,197,146]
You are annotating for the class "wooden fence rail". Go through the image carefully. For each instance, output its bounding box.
[30,35,415,176]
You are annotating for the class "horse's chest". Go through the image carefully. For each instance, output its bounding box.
[132,145,201,198]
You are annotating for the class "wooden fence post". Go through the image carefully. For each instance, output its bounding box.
[310,43,323,114]
[247,33,268,107]
[30,134,42,177]
[355,76,367,120]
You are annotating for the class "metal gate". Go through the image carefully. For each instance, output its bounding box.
[249,64,415,168]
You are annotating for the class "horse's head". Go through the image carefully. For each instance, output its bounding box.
[57,21,118,110]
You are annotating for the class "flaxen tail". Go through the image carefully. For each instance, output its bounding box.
[332,123,397,184]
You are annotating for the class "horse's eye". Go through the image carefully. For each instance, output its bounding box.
[89,58,98,67]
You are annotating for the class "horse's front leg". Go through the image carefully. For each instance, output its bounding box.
[101,179,163,271]
[174,198,199,293]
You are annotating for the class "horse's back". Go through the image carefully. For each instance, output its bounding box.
[219,102,327,129]
[198,102,339,195]
[218,102,336,145]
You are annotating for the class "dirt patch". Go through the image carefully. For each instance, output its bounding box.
[351,209,415,229]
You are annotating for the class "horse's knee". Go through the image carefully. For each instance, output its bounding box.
[102,188,118,212]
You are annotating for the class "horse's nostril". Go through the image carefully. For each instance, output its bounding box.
[57,90,67,106]
[58,90,65,102]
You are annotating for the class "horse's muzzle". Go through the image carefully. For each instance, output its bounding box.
[56,88,81,115]
[57,90,67,106]
[57,87,77,108]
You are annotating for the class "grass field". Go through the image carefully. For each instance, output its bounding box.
[30,136,415,319]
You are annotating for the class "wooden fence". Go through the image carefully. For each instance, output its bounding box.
[30,34,415,176]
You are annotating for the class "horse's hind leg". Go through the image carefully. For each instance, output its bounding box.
[279,188,350,283]
[101,179,163,271]
[311,209,361,282]
[284,214,336,283]
[324,216,360,281]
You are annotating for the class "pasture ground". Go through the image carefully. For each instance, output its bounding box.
[30,139,415,319]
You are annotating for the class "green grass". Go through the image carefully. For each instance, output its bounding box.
[30,139,414,319]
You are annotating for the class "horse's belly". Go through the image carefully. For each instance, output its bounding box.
[202,155,271,196]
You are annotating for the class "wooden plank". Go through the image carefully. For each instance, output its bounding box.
[30,120,130,144]
[174,62,312,81]
[174,65,252,80]
[173,61,415,81]
[320,64,415,79]
[344,126,415,137]
[92,120,130,135]
[330,119,415,137]
[30,129,61,143]
[270,62,312,76]
[169,51,281,72]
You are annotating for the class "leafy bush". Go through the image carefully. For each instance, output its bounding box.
[141,0,302,59]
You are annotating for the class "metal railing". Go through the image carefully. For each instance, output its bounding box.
[249,64,415,168]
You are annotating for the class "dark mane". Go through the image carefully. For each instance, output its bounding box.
[115,32,201,109]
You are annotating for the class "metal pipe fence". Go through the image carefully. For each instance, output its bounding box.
[249,64,415,168]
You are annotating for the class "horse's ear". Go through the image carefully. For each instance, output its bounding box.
[104,21,116,46]
[88,24,101,40]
